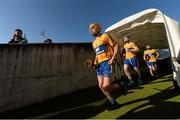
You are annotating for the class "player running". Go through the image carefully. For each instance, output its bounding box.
[122,34,142,86]
[143,44,159,79]
[89,22,122,110]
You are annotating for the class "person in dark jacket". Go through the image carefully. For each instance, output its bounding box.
[9,28,28,43]
[44,38,52,43]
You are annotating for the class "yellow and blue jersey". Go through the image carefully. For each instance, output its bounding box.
[92,34,114,64]
[124,41,136,59]
[144,49,158,62]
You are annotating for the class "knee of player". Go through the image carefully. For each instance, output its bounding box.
[134,67,140,71]
[124,67,129,73]
[103,84,111,91]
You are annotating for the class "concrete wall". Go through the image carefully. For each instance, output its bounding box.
[0,43,97,112]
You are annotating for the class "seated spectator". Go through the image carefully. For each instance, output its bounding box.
[44,38,52,43]
[9,28,28,43]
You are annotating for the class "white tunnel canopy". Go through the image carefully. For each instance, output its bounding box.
[105,8,180,60]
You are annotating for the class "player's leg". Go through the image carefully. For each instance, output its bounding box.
[96,62,110,98]
[147,62,156,79]
[97,76,111,98]
[101,61,116,99]
[103,74,124,96]
[103,76,120,110]
[152,62,159,78]
[124,59,132,80]
[131,57,142,85]
[134,67,141,79]
[103,77,115,101]
[134,66,143,85]
[102,61,120,110]
[148,65,154,77]
[124,61,134,86]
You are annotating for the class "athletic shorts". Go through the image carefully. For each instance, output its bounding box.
[124,57,138,68]
[146,61,157,66]
[97,60,111,77]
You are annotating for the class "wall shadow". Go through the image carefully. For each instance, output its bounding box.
[0,86,106,119]
[0,74,176,119]
[118,86,180,119]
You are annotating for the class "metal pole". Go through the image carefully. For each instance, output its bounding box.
[40,31,45,42]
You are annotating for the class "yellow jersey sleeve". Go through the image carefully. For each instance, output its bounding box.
[144,50,148,55]
[104,34,114,47]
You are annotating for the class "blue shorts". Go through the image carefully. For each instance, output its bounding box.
[124,57,138,68]
[97,60,111,77]
[147,62,157,66]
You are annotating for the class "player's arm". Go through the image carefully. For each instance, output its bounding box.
[155,50,160,59]
[104,34,119,65]
[132,45,139,52]
[143,54,147,61]
[112,42,119,60]
[129,42,139,52]
[121,47,126,57]
[92,43,98,67]
[94,57,98,66]
[109,40,119,65]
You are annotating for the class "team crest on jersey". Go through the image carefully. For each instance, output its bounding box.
[95,45,107,55]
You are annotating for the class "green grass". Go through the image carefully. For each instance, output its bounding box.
[0,74,180,119]
[91,74,180,119]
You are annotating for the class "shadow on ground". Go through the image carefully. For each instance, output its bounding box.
[0,74,179,119]
[118,86,180,119]
[47,75,180,119]
[0,86,107,119]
